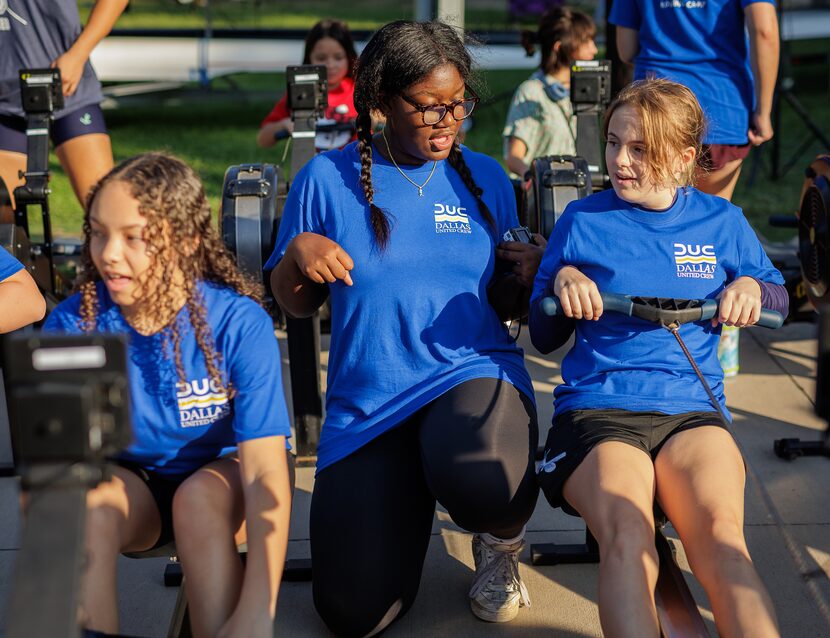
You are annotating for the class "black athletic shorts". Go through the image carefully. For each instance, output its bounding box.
[116,460,194,550]
[0,103,108,153]
[537,408,725,514]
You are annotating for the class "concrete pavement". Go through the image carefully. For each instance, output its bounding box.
[0,320,828,637]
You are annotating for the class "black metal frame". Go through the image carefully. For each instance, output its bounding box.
[3,334,131,638]
[774,304,830,460]
[7,69,64,306]
[571,59,613,189]
[282,64,329,465]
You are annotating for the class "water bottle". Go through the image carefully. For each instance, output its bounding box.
[718,325,740,378]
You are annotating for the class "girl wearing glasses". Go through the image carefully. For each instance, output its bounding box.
[503,7,598,178]
[267,20,543,636]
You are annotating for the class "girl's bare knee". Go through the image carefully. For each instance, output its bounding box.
[686,516,752,584]
[172,481,208,529]
[86,478,124,509]
[598,509,656,565]
[172,473,235,541]
[85,481,129,546]
[85,504,126,557]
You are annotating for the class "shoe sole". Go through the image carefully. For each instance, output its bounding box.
[470,599,520,623]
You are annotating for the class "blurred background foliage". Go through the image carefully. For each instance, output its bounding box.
[45,1,829,245]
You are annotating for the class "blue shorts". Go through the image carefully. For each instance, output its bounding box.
[0,104,108,154]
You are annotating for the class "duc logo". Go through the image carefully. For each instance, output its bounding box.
[674,243,716,279]
[433,203,471,234]
[176,377,230,428]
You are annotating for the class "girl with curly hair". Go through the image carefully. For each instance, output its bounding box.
[44,152,293,638]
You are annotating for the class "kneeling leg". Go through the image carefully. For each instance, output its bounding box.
[311,423,435,637]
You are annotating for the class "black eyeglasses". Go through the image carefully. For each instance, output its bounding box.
[400,89,480,126]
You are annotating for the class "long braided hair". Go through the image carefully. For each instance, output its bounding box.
[353,20,495,249]
[77,152,262,394]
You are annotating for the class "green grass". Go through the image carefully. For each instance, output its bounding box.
[48,77,288,235]
[83,0,557,32]
[44,64,829,245]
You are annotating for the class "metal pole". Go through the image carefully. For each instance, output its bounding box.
[285,315,322,464]
[285,102,324,465]
[437,0,464,31]
[414,0,434,22]
[199,0,212,89]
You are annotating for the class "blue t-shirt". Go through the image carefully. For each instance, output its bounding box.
[0,248,24,281]
[44,281,292,477]
[609,0,775,145]
[0,0,104,118]
[531,187,784,418]
[266,142,535,471]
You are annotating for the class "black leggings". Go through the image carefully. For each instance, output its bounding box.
[310,378,539,637]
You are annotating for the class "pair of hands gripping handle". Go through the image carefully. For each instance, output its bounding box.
[541,292,784,329]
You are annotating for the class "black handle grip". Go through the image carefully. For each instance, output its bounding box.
[541,293,783,329]
[757,309,785,329]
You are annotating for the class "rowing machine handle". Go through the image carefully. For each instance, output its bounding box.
[540,293,784,329]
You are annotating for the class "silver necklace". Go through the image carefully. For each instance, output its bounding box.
[381,128,437,197]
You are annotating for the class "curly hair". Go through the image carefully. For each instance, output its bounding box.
[77,152,262,393]
[353,20,495,249]
[603,78,706,189]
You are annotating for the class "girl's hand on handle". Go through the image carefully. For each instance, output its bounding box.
[714,276,761,327]
[496,233,547,288]
[553,266,603,320]
[288,232,354,286]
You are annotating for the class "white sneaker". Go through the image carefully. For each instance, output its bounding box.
[469,534,531,622]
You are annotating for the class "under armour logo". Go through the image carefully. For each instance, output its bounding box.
[79,113,92,126]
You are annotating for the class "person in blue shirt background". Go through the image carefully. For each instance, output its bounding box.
[0,247,44,331]
[45,153,293,638]
[268,20,544,635]
[610,0,779,201]
[530,79,784,637]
